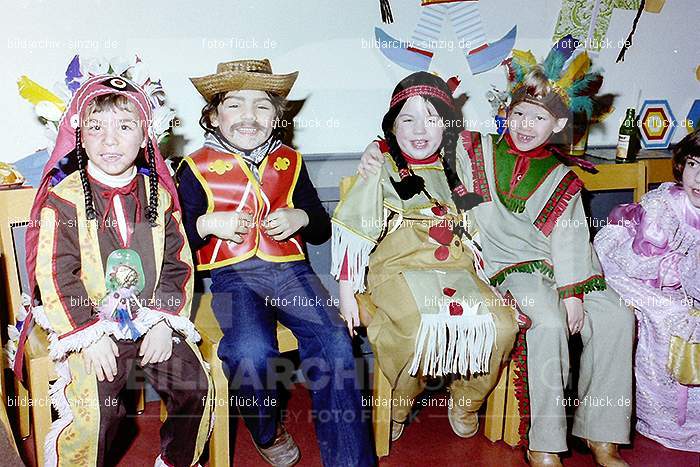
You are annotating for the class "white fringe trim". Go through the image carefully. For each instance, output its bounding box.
[33,302,201,362]
[46,320,112,362]
[409,304,496,377]
[43,359,73,467]
[330,222,375,293]
[130,307,201,343]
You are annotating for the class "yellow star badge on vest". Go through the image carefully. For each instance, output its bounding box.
[273,156,291,171]
[208,159,233,175]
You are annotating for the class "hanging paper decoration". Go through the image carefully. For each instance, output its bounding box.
[638,99,677,149]
[553,0,643,52]
[375,1,516,75]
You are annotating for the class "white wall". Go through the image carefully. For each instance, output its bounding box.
[1,0,698,163]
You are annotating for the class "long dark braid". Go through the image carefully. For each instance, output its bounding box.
[439,123,461,193]
[439,124,482,212]
[383,121,425,200]
[75,127,97,220]
[146,140,159,227]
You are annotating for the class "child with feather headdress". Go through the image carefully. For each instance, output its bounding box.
[358,37,634,466]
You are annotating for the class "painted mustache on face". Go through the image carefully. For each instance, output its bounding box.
[229,122,266,134]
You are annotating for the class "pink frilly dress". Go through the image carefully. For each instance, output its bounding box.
[594,182,700,452]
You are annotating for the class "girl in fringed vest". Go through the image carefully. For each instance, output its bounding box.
[23,75,212,467]
[332,71,518,442]
[358,42,635,467]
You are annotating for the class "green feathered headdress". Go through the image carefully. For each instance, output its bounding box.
[504,36,606,120]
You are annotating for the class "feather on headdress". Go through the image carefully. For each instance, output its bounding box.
[504,35,605,119]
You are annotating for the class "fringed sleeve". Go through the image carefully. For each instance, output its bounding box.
[550,189,607,299]
[331,170,386,293]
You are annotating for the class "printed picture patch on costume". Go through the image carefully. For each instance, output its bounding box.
[208,159,234,175]
[273,156,291,171]
[101,248,146,340]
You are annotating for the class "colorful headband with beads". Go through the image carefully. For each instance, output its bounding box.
[390,85,455,110]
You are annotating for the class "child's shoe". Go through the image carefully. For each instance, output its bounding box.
[585,440,629,467]
[391,420,405,441]
[254,425,300,467]
[447,401,479,438]
[526,450,562,467]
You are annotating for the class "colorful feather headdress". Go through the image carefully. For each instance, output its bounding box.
[504,35,605,120]
[17,55,175,151]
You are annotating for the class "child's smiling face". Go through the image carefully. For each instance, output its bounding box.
[508,101,568,152]
[394,96,444,160]
[212,89,276,150]
[682,155,700,208]
[81,105,145,176]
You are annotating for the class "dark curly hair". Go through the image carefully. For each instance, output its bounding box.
[672,128,700,182]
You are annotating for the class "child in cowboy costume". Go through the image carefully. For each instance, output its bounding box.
[359,42,635,467]
[331,71,518,442]
[23,74,213,467]
[177,59,374,467]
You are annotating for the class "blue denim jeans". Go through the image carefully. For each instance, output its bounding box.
[211,258,375,467]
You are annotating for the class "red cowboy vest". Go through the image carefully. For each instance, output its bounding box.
[184,145,306,271]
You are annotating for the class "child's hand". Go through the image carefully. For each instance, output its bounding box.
[563,297,585,335]
[262,208,309,241]
[358,142,383,179]
[197,211,253,243]
[139,320,173,366]
[83,335,119,382]
[339,280,360,336]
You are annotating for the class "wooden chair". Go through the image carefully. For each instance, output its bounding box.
[371,364,393,457]
[0,187,55,467]
[483,360,522,446]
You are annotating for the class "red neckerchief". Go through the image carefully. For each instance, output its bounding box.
[376,139,441,165]
[92,176,142,246]
[403,150,440,165]
[504,132,552,193]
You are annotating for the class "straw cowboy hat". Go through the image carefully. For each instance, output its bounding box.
[190,58,298,102]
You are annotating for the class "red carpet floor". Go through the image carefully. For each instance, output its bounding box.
[18,387,700,466]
